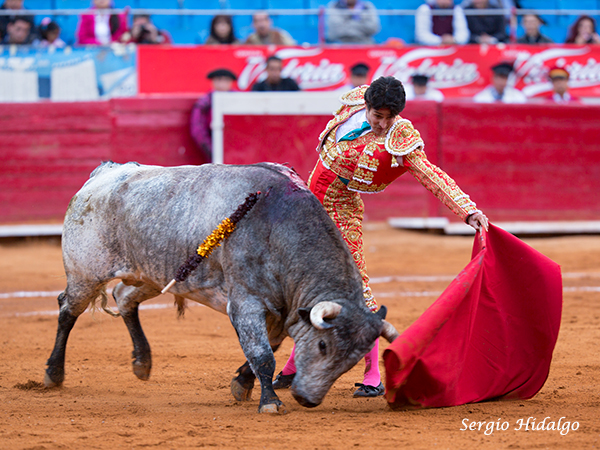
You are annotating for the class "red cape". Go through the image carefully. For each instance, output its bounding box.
[383,224,562,409]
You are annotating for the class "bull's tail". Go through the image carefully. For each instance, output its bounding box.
[89,286,121,318]
[174,295,186,318]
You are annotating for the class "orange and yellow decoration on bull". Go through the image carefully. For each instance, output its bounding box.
[161,191,261,294]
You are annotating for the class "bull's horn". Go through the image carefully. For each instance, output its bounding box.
[310,301,342,330]
[381,320,399,343]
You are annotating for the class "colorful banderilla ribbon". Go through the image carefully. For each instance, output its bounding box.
[161,191,261,294]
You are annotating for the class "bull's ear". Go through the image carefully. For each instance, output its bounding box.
[375,305,387,320]
[298,307,312,325]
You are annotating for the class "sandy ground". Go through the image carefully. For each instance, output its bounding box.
[0,223,599,449]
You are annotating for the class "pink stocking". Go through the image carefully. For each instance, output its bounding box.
[281,345,297,376]
[362,339,380,386]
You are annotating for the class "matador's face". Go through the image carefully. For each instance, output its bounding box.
[365,106,396,137]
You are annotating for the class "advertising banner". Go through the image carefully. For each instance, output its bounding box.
[0,45,137,102]
[138,44,600,99]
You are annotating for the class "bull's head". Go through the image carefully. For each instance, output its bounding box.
[289,301,399,408]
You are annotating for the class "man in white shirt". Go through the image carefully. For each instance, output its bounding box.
[474,61,527,104]
[415,0,470,45]
[404,74,445,102]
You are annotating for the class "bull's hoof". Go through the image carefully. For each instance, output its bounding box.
[231,378,253,401]
[259,402,288,414]
[44,371,63,388]
[132,361,151,381]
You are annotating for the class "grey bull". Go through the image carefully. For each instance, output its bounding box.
[45,161,399,413]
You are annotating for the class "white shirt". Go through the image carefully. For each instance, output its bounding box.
[473,86,528,104]
[94,14,111,45]
[415,3,470,45]
[405,84,445,102]
[335,109,369,142]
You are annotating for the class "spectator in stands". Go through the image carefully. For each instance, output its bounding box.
[190,68,238,162]
[404,74,445,102]
[463,0,507,44]
[545,66,580,104]
[128,14,172,44]
[415,0,470,45]
[0,0,34,42]
[473,61,527,103]
[205,14,239,44]
[517,13,553,44]
[2,15,33,44]
[35,17,66,48]
[339,62,370,90]
[565,15,600,44]
[76,0,128,46]
[244,11,296,45]
[326,0,381,44]
[251,55,301,91]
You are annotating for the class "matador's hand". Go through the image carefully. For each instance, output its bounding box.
[467,211,489,232]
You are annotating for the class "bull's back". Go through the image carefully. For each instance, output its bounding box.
[62,162,338,286]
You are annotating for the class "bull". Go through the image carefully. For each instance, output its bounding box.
[44,161,399,413]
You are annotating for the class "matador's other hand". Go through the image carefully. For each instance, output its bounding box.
[467,211,489,232]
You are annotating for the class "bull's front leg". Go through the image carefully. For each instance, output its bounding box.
[228,300,287,414]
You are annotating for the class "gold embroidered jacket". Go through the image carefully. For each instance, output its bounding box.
[316,85,480,222]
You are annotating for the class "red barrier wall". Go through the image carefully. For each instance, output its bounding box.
[0,97,206,223]
[1,98,599,224]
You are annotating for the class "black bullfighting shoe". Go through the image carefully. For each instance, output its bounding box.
[352,382,385,398]
[272,371,295,389]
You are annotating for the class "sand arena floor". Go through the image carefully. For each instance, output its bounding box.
[0,223,599,449]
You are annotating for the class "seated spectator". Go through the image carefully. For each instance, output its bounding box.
[326,0,381,44]
[128,14,172,44]
[190,68,238,162]
[35,17,66,48]
[463,0,507,44]
[244,11,296,45]
[404,74,445,102]
[76,0,128,46]
[415,0,470,45]
[2,15,33,44]
[339,62,370,90]
[565,15,600,44]
[545,66,580,104]
[251,55,301,91]
[205,14,239,44]
[473,61,527,103]
[517,13,553,44]
[0,0,34,42]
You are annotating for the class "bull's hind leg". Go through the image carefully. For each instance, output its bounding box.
[45,284,105,388]
[112,282,161,381]
[231,361,255,401]
[228,298,287,414]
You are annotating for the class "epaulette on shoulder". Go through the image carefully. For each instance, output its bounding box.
[385,118,424,157]
[339,85,368,106]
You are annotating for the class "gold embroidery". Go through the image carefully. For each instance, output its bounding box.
[321,176,376,311]
[404,149,478,221]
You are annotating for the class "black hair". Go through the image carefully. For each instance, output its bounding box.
[364,76,406,116]
[266,55,282,65]
[209,14,236,44]
[40,20,60,40]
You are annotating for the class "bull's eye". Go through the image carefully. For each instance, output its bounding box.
[319,340,327,355]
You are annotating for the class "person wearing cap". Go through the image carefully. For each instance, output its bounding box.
[404,74,445,102]
[190,68,237,163]
[415,0,470,46]
[473,62,527,104]
[339,62,370,91]
[517,14,553,44]
[272,76,489,398]
[545,66,580,104]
